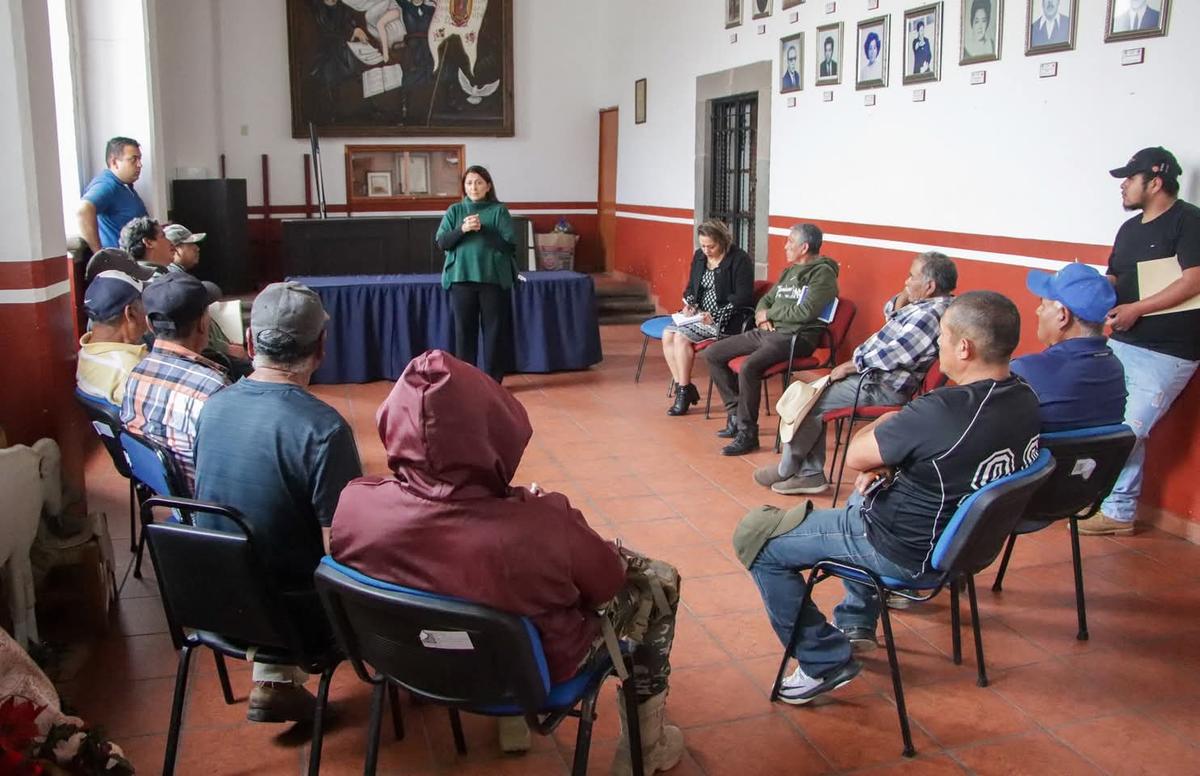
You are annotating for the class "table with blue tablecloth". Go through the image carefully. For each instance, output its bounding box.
[291,271,603,384]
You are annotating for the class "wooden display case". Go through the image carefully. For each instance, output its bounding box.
[344,144,465,211]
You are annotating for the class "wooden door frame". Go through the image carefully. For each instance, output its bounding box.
[597,106,619,273]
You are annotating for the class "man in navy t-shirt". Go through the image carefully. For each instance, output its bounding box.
[77,136,148,251]
[1011,263,1126,432]
[745,292,1041,705]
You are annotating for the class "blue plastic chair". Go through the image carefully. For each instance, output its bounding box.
[769,450,1056,757]
[314,556,644,776]
[75,390,138,552]
[991,424,1136,641]
[120,431,190,579]
[634,315,673,384]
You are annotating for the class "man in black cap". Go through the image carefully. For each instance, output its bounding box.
[121,273,229,492]
[193,281,361,724]
[83,248,156,285]
[1084,147,1200,535]
[76,270,149,407]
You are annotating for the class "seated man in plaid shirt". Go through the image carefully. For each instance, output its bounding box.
[754,252,957,494]
[121,273,230,493]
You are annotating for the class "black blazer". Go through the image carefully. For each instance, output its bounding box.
[682,247,755,334]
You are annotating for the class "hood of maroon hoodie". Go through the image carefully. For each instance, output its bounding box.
[330,350,625,683]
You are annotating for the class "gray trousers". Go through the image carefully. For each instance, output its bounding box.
[779,373,909,478]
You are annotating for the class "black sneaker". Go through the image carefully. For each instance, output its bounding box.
[778,660,863,705]
[722,429,760,456]
[841,626,879,654]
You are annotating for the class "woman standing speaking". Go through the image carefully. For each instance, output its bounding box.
[436,165,518,382]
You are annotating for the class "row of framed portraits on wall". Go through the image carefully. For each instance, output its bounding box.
[775,0,1173,93]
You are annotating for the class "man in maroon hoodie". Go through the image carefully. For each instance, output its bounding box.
[330,350,683,775]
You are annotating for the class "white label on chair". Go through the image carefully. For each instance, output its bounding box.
[1071,458,1097,480]
[92,421,115,438]
[419,629,475,650]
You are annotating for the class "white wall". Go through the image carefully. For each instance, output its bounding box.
[596,0,1200,247]
[153,0,605,209]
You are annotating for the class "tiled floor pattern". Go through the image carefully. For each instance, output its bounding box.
[65,325,1200,775]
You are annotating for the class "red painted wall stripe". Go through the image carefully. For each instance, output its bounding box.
[0,255,70,291]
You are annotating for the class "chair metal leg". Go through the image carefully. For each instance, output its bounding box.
[306,665,336,776]
[878,595,916,758]
[387,682,405,740]
[991,534,1018,592]
[1069,518,1089,641]
[364,682,386,776]
[635,336,649,383]
[621,675,645,776]
[449,708,468,754]
[831,418,858,508]
[213,653,235,704]
[133,530,147,578]
[966,576,988,687]
[666,377,675,398]
[570,684,604,776]
[704,378,714,419]
[950,581,962,665]
[763,380,771,416]
[162,644,194,776]
[128,479,138,552]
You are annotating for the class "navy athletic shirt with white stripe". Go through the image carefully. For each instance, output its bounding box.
[862,376,1041,573]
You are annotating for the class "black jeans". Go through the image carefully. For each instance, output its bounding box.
[449,281,513,382]
[704,328,815,429]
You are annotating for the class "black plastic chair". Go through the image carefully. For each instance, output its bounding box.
[119,430,189,579]
[991,424,1136,641]
[75,390,138,552]
[142,496,341,776]
[314,556,645,776]
[769,450,1056,757]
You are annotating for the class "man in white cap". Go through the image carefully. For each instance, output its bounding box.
[76,270,149,407]
[193,281,362,724]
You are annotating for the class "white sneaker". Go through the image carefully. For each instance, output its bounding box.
[777,660,862,705]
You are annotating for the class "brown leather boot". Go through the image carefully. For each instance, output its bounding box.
[247,681,316,723]
[610,690,684,775]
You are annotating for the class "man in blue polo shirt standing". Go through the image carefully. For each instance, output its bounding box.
[1011,263,1127,432]
[77,137,148,251]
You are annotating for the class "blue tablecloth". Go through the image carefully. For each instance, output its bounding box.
[291,272,603,384]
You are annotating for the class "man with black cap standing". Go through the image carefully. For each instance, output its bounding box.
[1081,147,1200,536]
[76,270,149,407]
[193,281,362,724]
[121,273,229,492]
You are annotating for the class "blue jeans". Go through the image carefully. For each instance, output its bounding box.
[1101,340,1198,523]
[749,495,940,677]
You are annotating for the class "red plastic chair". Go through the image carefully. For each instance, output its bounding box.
[822,360,948,506]
[704,298,858,421]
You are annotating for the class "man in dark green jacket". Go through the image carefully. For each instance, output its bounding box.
[704,223,840,455]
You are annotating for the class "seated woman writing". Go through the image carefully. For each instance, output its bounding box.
[661,219,754,416]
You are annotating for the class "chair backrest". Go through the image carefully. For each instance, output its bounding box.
[918,360,948,396]
[119,431,189,498]
[1024,424,1135,523]
[143,495,326,659]
[751,280,772,303]
[932,449,1056,576]
[809,298,857,366]
[314,557,553,712]
[75,390,131,479]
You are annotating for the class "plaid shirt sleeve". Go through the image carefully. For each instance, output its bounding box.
[852,298,946,376]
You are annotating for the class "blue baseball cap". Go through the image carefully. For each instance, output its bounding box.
[83,270,143,321]
[1025,263,1116,324]
[142,272,218,336]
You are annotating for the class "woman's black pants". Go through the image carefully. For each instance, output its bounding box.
[449,281,513,382]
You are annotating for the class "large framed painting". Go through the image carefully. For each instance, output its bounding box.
[286,0,515,138]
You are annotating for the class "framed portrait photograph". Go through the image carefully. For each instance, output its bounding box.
[783,0,805,8]
[780,33,804,93]
[816,22,844,86]
[366,171,393,198]
[961,0,1003,64]
[726,0,743,29]
[1105,0,1170,42]
[903,4,943,85]
[634,79,647,124]
[856,16,890,90]
[754,0,773,20]
[1025,0,1078,55]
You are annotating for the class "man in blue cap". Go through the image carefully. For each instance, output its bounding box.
[1012,263,1127,432]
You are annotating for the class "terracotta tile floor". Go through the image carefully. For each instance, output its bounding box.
[68,325,1200,775]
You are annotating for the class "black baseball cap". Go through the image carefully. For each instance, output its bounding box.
[84,248,156,283]
[142,273,218,336]
[1109,147,1180,181]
